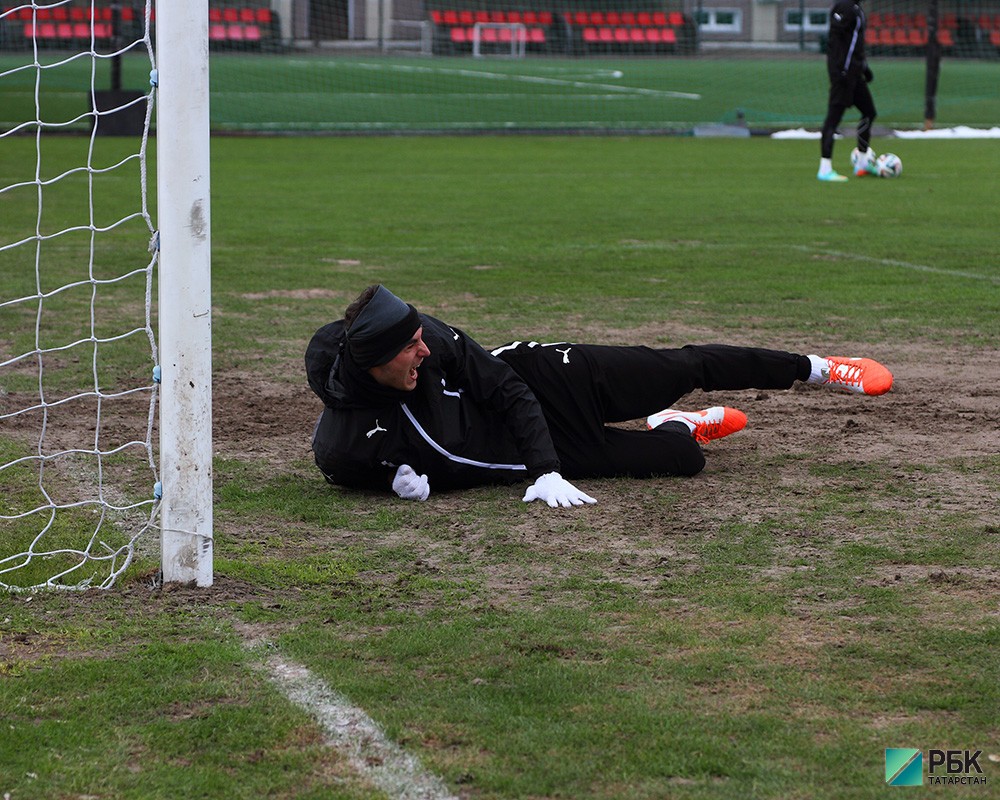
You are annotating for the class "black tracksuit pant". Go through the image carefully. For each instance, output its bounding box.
[497,343,809,479]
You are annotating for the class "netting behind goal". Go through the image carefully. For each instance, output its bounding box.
[118,0,1000,133]
[0,1,158,590]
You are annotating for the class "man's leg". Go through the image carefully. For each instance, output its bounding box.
[819,93,849,180]
[854,82,877,153]
[574,344,808,423]
[561,423,706,479]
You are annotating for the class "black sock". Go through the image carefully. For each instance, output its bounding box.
[796,355,812,382]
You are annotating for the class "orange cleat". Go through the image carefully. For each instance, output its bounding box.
[821,357,893,396]
[647,406,748,444]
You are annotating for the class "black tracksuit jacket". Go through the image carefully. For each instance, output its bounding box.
[305,314,561,492]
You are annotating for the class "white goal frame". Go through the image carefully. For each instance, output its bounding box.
[155,0,214,587]
[472,22,527,58]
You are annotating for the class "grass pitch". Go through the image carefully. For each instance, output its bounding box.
[2,134,999,799]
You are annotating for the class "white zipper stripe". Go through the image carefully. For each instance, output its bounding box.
[401,403,526,472]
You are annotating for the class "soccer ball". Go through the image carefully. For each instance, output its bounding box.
[850,147,877,176]
[876,153,903,178]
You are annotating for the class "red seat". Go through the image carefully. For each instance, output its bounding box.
[908,29,927,46]
[240,8,255,23]
[629,27,644,42]
[646,28,661,42]
[222,8,238,23]
[892,28,908,46]
[209,23,227,41]
[937,29,954,45]
[209,8,222,22]
[991,30,1000,46]
[614,27,628,42]
[583,27,598,42]
[598,27,613,42]
[227,25,244,41]
[637,12,651,26]
[256,8,272,24]
[878,28,893,45]
[865,27,877,44]
[652,12,667,25]
[449,27,466,42]
[668,12,684,26]
[528,28,544,42]
[56,22,72,39]
[662,28,677,44]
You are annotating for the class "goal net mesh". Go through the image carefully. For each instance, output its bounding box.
[0,1,157,591]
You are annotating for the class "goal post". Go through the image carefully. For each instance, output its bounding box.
[472,22,527,59]
[155,0,214,587]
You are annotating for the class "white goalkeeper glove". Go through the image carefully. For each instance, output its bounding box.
[522,471,597,508]
[392,464,430,502]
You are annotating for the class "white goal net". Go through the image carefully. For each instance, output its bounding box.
[0,0,211,591]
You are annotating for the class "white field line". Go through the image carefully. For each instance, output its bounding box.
[287,59,701,100]
[790,245,1000,283]
[261,650,460,800]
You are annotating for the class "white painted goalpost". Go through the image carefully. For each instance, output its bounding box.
[155,1,214,587]
[0,0,213,590]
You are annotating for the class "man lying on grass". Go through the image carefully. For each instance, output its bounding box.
[305,285,892,508]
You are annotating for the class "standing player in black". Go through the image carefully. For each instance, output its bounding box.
[818,0,879,182]
[306,286,894,507]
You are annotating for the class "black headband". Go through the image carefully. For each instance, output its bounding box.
[346,287,421,369]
